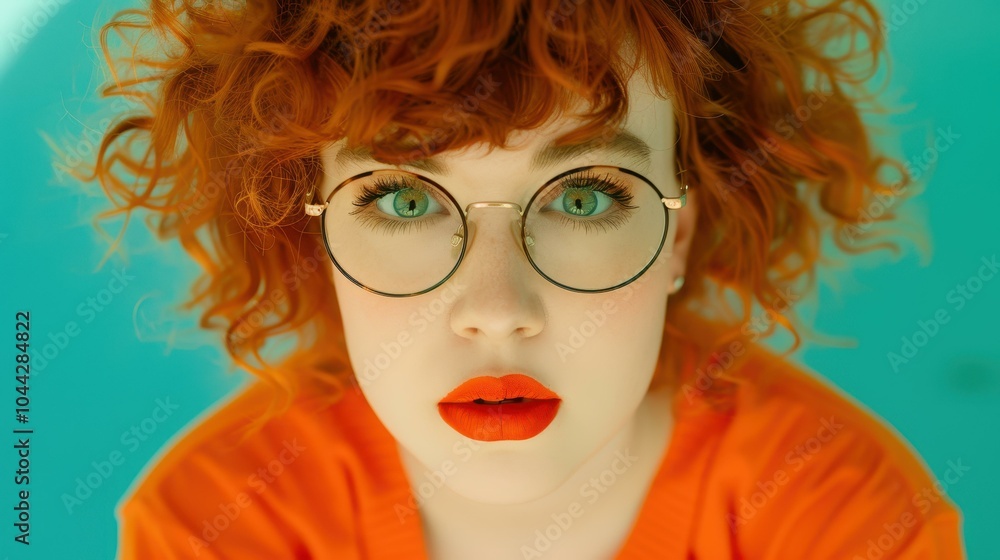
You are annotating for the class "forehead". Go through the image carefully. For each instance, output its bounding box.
[619,69,675,156]
[321,69,674,177]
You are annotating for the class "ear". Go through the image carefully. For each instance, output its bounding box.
[666,186,697,290]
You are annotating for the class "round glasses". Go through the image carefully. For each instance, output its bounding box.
[305,165,687,297]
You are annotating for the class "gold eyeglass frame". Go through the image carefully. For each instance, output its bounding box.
[304,165,688,297]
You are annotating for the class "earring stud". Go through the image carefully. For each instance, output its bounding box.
[671,275,685,294]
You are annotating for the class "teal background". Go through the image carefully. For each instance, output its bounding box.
[0,0,996,558]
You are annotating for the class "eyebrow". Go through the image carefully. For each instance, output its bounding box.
[333,130,653,175]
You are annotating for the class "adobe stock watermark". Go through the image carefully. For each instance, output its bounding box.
[662,1,750,73]
[228,242,330,349]
[393,432,495,524]
[224,244,359,400]
[520,449,639,559]
[682,287,801,403]
[188,438,306,555]
[846,126,960,244]
[329,0,403,61]
[719,90,831,202]
[844,178,906,244]
[50,81,156,184]
[680,340,748,404]
[852,458,970,560]
[887,254,997,372]
[132,293,219,355]
[6,0,71,55]
[180,105,295,222]
[29,268,136,374]
[544,0,586,27]
[726,416,844,531]
[739,287,801,342]
[880,0,932,36]
[354,279,468,390]
[179,158,242,224]
[61,397,180,514]
[903,126,960,182]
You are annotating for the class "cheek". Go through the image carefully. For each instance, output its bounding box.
[544,271,671,439]
[331,271,414,365]
[623,246,674,327]
[595,279,669,362]
[549,258,671,362]
[331,270,458,413]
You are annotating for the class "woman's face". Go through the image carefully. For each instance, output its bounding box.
[321,70,695,505]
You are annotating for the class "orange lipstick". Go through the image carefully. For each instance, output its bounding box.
[438,374,561,441]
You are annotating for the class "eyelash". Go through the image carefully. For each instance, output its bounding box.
[349,177,446,234]
[544,172,637,234]
[351,176,426,208]
[349,172,638,234]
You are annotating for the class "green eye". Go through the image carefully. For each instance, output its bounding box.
[376,188,434,217]
[559,187,613,216]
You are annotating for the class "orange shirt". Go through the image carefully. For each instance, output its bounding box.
[116,348,966,559]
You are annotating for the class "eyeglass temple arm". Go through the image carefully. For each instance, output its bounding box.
[304,184,689,216]
[662,184,688,210]
[304,189,326,216]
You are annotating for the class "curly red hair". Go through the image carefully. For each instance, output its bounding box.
[77,0,909,420]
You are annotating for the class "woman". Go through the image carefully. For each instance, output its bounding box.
[84,0,965,557]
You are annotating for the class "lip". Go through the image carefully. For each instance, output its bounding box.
[438,373,562,441]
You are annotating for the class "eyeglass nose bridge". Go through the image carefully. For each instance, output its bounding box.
[450,201,531,249]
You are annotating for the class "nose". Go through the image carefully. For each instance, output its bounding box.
[447,204,546,342]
